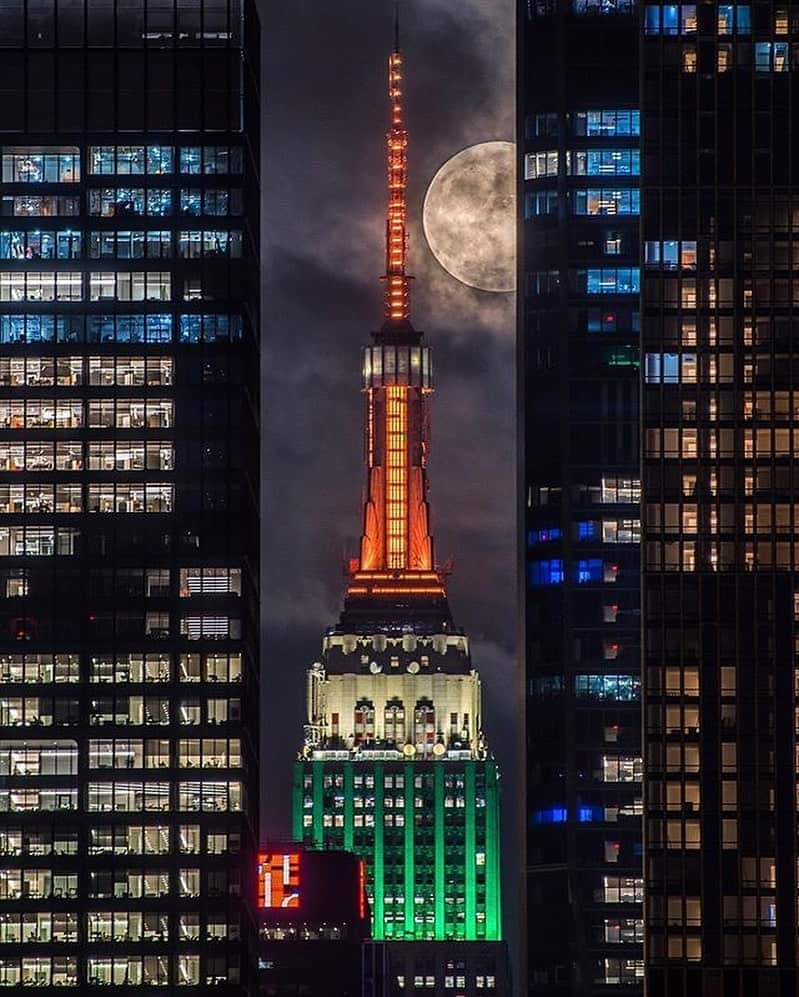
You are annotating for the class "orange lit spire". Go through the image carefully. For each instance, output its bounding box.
[382,32,411,324]
[344,21,450,621]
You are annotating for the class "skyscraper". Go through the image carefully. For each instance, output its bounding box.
[519,2,642,993]
[522,2,799,996]
[292,41,502,948]
[641,4,799,995]
[0,0,261,990]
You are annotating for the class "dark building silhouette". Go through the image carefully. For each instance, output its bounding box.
[0,0,261,991]
[519,1,642,994]
[257,846,369,997]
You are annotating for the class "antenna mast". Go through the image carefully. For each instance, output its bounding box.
[383,3,411,324]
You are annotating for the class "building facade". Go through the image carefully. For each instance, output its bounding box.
[519,2,642,994]
[522,2,799,997]
[641,4,799,996]
[292,44,503,950]
[0,0,261,991]
[257,846,369,997]
[362,940,510,996]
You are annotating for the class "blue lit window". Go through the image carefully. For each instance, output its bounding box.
[0,315,53,343]
[572,0,635,13]
[146,314,173,343]
[644,240,696,270]
[718,5,750,34]
[584,268,640,295]
[525,190,559,217]
[180,190,202,216]
[568,149,639,177]
[180,146,243,175]
[531,807,567,825]
[572,189,639,216]
[147,146,174,174]
[147,190,173,216]
[529,527,562,545]
[645,352,695,384]
[0,230,81,261]
[575,559,603,583]
[57,316,83,342]
[179,314,241,343]
[643,5,696,34]
[573,110,640,138]
[578,521,597,540]
[574,674,641,701]
[85,314,174,344]
[578,806,603,822]
[180,147,202,175]
[529,559,564,585]
[755,42,790,72]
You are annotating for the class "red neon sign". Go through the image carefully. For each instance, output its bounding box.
[257,851,300,909]
[358,859,366,921]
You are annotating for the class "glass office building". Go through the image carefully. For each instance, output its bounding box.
[642,4,799,995]
[0,0,261,991]
[520,2,643,993]
[523,2,799,996]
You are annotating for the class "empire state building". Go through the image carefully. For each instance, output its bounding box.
[292,42,502,946]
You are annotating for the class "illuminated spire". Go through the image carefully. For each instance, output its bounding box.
[342,22,450,627]
[382,15,411,325]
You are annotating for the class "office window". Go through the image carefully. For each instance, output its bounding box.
[88,231,172,260]
[643,5,697,34]
[529,559,564,585]
[88,146,174,175]
[583,268,640,294]
[524,151,558,180]
[179,146,243,174]
[87,188,172,217]
[571,110,640,137]
[525,190,559,217]
[177,230,242,258]
[1,148,80,183]
[179,314,241,342]
[755,42,789,72]
[88,272,171,302]
[567,149,639,176]
[179,188,243,216]
[573,0,635,13]
[575,674,641,701]
[86,314,173,344]
[571,189,639,216]
[179,568,241,596]
[0,272,82,301]
[87,483,174,514]
[0,195,79,217]
[0,230,81,260]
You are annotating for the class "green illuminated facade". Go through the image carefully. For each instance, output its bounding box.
[294,753,501,942]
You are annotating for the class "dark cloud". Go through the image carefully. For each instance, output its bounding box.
[259,0,518,973]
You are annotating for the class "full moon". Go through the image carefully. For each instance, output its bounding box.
[422,140,516,293]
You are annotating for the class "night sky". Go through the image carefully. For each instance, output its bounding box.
[259,0,518,940]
